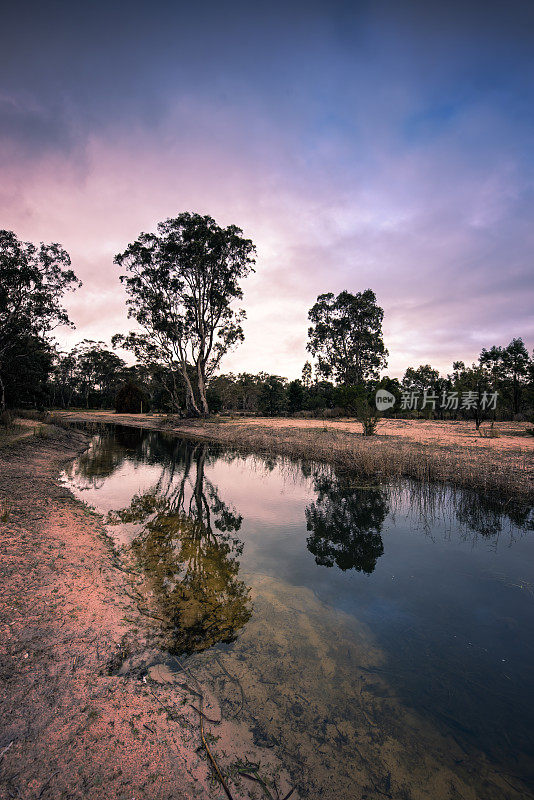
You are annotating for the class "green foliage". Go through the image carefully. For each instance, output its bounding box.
[287,379,304,413]
[2,331,54,409]
[258,375,287,416]
[0,229,80,410]
[372,376,402,416]
[402,365,440,393]
[307,289,388,385]
[115,212,256,415]
[305,380,336,412]
[301,360,313,388]
[335,384,380,434]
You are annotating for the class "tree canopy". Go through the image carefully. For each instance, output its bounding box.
[0,230,80,409]
[307,289,388,386]
[114,212,255,416]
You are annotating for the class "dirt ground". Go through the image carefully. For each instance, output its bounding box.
[0,425,293,800]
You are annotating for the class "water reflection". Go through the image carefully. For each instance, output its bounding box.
[305,472,388,573]
[62,426,534,800]
[104,438,252,655]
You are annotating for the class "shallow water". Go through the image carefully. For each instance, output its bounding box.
[62,425,534,799]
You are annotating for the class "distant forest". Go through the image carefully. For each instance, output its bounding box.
[1,220,533,423]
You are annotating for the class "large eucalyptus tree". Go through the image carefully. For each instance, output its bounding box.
[114,213,255,416]
[307,289,388,386]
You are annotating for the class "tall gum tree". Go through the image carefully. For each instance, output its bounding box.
[114,213,256,416]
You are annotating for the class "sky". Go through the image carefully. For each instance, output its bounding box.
[1,0,533,379]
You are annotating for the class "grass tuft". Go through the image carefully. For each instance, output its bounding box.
[0,500,11,522]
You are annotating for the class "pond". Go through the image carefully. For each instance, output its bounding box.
[62,424,534,799]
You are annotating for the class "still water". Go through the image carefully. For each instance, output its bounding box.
[62,425,534,799]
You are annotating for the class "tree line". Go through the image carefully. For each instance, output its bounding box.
[1,216,533,422]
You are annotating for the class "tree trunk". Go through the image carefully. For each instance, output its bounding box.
[180,363,201,417]
[513,376,520,415]
[197,362,209,416]
[0,371,5,412]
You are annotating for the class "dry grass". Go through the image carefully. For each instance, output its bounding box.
[0,499,11,522]
[55,411,534,499]
[177,423,532,499]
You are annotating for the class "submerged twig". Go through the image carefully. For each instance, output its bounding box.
[215,655,246,718]
[0,740,14,759]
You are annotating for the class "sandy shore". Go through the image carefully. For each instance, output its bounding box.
[0,425,291,800]
[58,412,534,498]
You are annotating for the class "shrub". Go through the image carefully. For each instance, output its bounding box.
[34,424,50,438]
[16,409,46,421]
[115,381,150,414]
[46,413,72,429]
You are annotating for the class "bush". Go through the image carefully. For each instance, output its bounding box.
[115,381,150,414]
[16,409,47,422]
[34,424,50,438]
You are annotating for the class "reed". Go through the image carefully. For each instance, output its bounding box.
[165,422,533,499]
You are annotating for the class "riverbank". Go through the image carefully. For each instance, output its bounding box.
[58,412,533,499]
[0,424,292,800]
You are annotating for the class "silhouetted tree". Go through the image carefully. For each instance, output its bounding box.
[301,361,313,388]
[306,471,388,573]
[502,338,530,415]
[0,229,80,410]
[115,381,149,413]
[258,375,287,416]
[287,379,304,413]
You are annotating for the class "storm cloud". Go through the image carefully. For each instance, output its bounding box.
[1,0,533,377]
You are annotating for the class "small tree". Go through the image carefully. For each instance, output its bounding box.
[502,338,530,415]
[336,385,380,434]
[450,361,491,429]
[287,379,304,413]
[258,376,287,416]
[301,361,313,388]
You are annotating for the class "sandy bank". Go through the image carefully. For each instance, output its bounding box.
[0,425,292,800]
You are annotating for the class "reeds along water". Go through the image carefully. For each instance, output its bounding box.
[189,422,533,497]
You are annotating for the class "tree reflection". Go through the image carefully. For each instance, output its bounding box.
[64,425,152,488]
[106,441,251,655]
[455,490,534,537]
[305,472,389,573]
